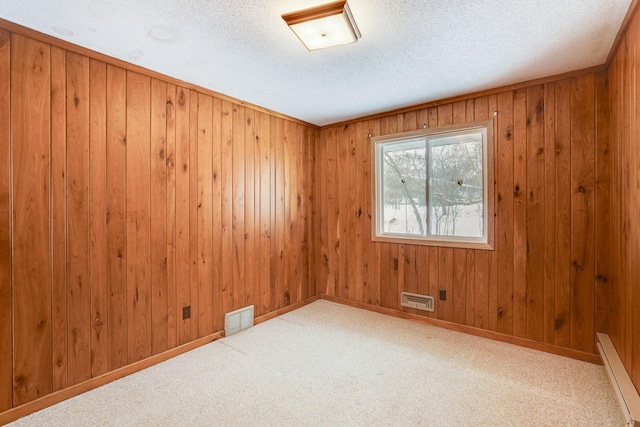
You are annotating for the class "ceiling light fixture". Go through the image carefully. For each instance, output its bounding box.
[282,0,361,51]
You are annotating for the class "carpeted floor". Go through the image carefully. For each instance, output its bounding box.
[9,300,624,426]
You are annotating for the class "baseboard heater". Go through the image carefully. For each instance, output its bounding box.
[597,333,640,426]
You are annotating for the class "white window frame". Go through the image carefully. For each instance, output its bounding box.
[371,119,495,250]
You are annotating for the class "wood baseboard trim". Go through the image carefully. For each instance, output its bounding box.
[320,295,602,365]
[0,296,321,426]
[597,333,640,426]
[254,295,321,326]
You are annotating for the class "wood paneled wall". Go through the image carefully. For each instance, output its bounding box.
[607,7,640,394]
[316,73,610,356]
[3,7,640,417]
[0,29,317,411]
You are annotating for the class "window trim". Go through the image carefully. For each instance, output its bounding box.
[371,118,495,250]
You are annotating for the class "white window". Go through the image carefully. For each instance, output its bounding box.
[372,119,494,249]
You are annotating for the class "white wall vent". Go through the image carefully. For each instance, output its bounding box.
[400,292,435,312]
[224,305,254,336]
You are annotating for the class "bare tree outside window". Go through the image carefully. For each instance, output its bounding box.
[381,141,426,236]
[428,134,483,237]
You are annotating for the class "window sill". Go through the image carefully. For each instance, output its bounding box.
[371,235,494,250]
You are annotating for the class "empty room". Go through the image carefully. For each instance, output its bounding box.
[1,0,640,425]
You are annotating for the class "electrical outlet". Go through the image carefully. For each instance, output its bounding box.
[439,289,446,301]
[182,305,191,320]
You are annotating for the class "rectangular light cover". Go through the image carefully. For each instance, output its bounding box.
[283,1,361,51]
[290,13,356,50]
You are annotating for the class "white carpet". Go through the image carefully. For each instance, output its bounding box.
[9,300,624,426]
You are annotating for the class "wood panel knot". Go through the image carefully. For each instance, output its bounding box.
[94,315,103,336]
[578,186,586,193]
[596,274,608,283]
[572,260,584,271]
[554,317,564,330]
[497,307,504,318]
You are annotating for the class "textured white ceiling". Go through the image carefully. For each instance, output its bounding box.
[0,0,632,126]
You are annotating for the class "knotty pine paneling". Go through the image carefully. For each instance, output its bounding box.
[105,64,127,370]
[66,51,92,386]
[197,92,214,338]
[554,79,572,348]
[175,87,191,346]
[89,59,109,378]
[316,74,609,357]
[211,97,223,332]
[166,83,178,349]
[151,78,169,353]
[569,74,597,353]
[0,27,317,411]
[51,46,68,392]
[126,70,152,364]
[11,34,52,406]
[607,5,640,394]
[0,29,11,412]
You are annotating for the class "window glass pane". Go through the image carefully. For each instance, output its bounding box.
[428,133,483,237]
[381,139,427,236]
